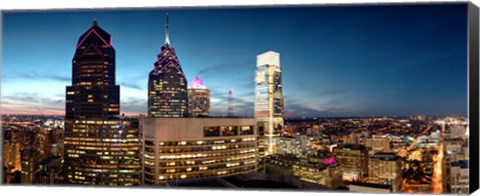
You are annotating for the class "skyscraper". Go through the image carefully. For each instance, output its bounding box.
[64,20,141,186]
[66,19,119,120]
[255,51,284,156]
[148,14,189,117]
[188,76,210,117]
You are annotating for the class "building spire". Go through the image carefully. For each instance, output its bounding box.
[165,13,170,45]
[93,18,98,26]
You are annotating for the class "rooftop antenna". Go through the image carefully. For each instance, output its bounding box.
[165,13,170,45]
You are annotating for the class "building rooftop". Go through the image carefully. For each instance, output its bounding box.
[335,144,368,151]
[350,181,392,190]
[451,160,468,169]
[166,177,236,188]
[39,156,61,165]
[371,152,401,161]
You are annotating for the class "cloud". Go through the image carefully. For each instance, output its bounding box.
[9,72,70,83]
[1,92,64,115]
[120,97,147,115]
[119,82,143,90]
[196,59,253,79]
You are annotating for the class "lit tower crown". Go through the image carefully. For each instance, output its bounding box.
[188,76,210,117]
[190,76,207,89]
[148,13,189,117]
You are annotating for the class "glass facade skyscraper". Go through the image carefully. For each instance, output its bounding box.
[148,14,189,117]
[255,51,284,156]
[64,20,141,186]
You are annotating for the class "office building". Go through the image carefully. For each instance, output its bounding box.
[148,14,189,117]
[273,135,311,156]
[372,134,390,153]
[265,154,342,189]
[37,156,63,184]
[3,141,21,172]
[368,152,402,192]
[188,76,210,117]
[255,51,284,156]
[449,160,469,194]
[349,182,392,193]
[332,144,369,182]
[64,20,141,186]
[140,117,258,185]
[292,159,342,189]
[21,147,39,184]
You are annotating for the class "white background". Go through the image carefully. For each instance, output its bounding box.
[0,0,479,196]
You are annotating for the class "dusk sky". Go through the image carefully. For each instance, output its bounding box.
[1,4,468,117]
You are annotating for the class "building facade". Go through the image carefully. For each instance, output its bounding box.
[140,118,258,185]
[188,76,210,117]
[368,152,402,192]
[449,160,469,194]
[63,20,141,186]
[21,147,39,184]
[3,141,21,172]
[273,135,311,156]
[37,156,63,185]
[148,14,189,117]
[265,154,342,189]
[372,134,391,153]
[332,144,369,182]
[255,51,284,156]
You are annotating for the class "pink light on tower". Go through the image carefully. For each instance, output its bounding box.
[190,76,206,89]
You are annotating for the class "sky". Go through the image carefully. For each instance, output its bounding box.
[1,4,469,117]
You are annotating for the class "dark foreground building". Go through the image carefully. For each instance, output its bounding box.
[64,20,141,186]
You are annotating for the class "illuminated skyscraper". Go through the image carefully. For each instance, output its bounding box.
[148,14,189,117]
[255,51,284,156]
[64,20,141,186]
[188,76,210,117]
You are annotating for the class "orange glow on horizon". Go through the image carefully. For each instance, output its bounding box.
[1,110,144,117]
[1,109,65,116]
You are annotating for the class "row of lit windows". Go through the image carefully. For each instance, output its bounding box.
[66,138,139,143]
[150,153,257,168]
[157,160,256,174]
[145,165,256,183]
[144,137,256,147]
[156,148,256,160]
[65,141,139,147]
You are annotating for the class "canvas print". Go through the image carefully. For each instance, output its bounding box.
[1,3,476,194]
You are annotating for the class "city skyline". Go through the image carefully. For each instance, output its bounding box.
[2,4,468,117]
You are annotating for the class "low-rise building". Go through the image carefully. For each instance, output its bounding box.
[140,117,258,185]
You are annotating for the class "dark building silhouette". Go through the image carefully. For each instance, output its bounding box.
[148,14,189,117]
[66,19,119,120]
[21,147,39,184]
[64,20,141,186]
